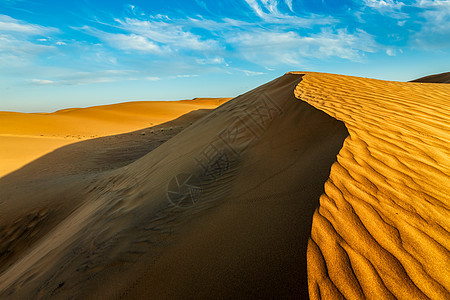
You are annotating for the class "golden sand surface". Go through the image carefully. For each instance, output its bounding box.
[0,73,448,299]
[292,72,450,299]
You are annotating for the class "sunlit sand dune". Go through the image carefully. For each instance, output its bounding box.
[0,98,230,177]
[0,73,448,299]
[292,72,450,299]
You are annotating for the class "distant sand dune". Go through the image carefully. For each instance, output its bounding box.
[410,72,450,84]
[0,73,448,299]
[0,99,230,177]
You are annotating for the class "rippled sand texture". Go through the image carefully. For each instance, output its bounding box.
[293,72,450,299]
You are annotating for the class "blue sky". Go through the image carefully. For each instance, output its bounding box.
[1,0,449,112]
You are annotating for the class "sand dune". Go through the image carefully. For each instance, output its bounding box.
[411,72,450,83]
[0,73,448,299]
[0,109,213,281]
[0,98,230,177]
[293,72,450,299]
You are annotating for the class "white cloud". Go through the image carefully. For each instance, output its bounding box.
[242,0,334,25]
[80,2,377,69]
[363,0,405,9]
[81,17,222,56]
[0,15,58,35]
[101,32,163,53]
[242,70,265,76]
[0,2,388,89]
[386,48,396,56]
[0,34,53,55]
[196,57,226,65]
[412,0,450,48]
[175,74,199,78]
[415,0,450,8]
[228,28,377,66]
[0,15,58,70]
[146,76,160,81]
[114,18,220,51]
[28,70,144,86]
[359,0,408,19]
[285,0,294,11]
[31,79,56,85]
[244,0,265,17]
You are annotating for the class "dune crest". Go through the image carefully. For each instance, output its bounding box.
[292,72,450,299]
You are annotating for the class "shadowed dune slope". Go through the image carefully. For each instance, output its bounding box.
[0,109,212,275]
[0,73,349,299]
[292,72,450,299]
[0,98,230,177]
[410,72,450,83]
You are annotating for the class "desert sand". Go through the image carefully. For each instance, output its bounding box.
[0,73,448,299]
[0,98,230,177]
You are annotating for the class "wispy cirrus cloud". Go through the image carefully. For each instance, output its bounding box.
[355,0,408,19]
[363,0,405,10]
[285,0,294,12]
[146,76,160,81]
[98,32,164,53]
[76,16,223,66]
[114,17,221,51]
[412,0,450,48]
[30,69,140,86]
[228,28,377,66]
[196,57,227,65]
[242,0,334,25]
[0,0,404,88]
[0,14,58,35]
[0,34,52,55]
[241,69,265,76]
[31,79,56,85]
[0,15,59,68]
[348,0,450,56]
[77,0,375,70]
